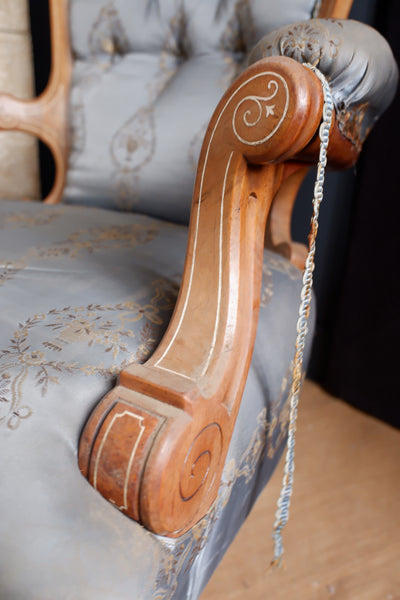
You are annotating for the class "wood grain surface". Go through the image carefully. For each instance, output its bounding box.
[202,380,400,600]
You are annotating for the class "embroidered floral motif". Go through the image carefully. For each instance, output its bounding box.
[68,76,92,167]
[153,505,215,600]
[153,360,294,598]
[337,100,369,151]
[88,0,130,62]
[282,23,328,63]
[108,11,181,210]
[111,107,156,172]
[265,362,296,460]
[260,253,299,308]
[0,209,63,229]
[260,20,342,66]
[30,222,160,259]
[71,1,184,209]
[0,260,26,286]
[110,107,157,210]
[268,253,302,280]
[0,279,178,430]
[70,0,132,174]
[0,220,160,285]
[261,262,274,307]
[219,0,255,84]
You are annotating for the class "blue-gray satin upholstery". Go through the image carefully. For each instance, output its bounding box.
[64,0,316,221]
[0,199,313,599]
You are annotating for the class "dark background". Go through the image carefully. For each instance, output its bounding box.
[324,1,400,428]
[28,0,400,427]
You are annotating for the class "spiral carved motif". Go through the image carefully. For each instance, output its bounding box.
[232,73,289,146]
[179,422,223,503]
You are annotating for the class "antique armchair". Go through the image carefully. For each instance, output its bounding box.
[0,0,397,598]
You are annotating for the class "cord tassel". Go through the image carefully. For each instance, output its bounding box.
[271,64,334,568]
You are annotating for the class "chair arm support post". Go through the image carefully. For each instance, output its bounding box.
[78,57,339,536]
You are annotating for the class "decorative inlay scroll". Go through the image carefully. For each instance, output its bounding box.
[232,74,289,146]
[84,395,166,522]
[180,423,222,502]
[93,410,145,509]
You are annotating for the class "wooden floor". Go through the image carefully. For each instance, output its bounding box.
[201,380,400,600]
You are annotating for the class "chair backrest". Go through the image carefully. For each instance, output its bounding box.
[62,0,350,223]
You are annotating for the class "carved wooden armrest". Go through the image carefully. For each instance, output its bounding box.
[0,0,71,204]
[78,56,357,537]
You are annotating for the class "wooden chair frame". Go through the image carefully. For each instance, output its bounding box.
[0,0,356,537]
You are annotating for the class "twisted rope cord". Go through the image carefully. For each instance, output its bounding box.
[271,64,334,567]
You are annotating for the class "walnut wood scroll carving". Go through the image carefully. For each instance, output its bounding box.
[79,57,328,537]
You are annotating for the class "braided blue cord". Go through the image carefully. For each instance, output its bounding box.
[271,64,334,567]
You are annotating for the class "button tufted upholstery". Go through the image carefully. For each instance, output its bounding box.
[64,0,316,221]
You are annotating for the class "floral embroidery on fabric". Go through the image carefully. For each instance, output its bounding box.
[30,223,160,259]
[260,253,300,307]
[70,1,184,210]
[260,20,342,66]
[153,499,216,600]
[268,253,302,280]
[110,106,158,211]
[108,11,182,210]
[261,262,274,307]
[68,69,97,168]
[0,209,63,230]
[265,362,296,460]
[88,0,130,62]
[0,221,160,286]
[0,260,26,286]
[337,100,369,152]
[0,279,178,430]
[69,1,131,168]
[218,361,294,510]
[219,0,255,85]
[153,360,294,598]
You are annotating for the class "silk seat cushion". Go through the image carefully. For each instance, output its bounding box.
[0,199,312,599]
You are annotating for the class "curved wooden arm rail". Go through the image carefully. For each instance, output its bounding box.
[78,56,357,537]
